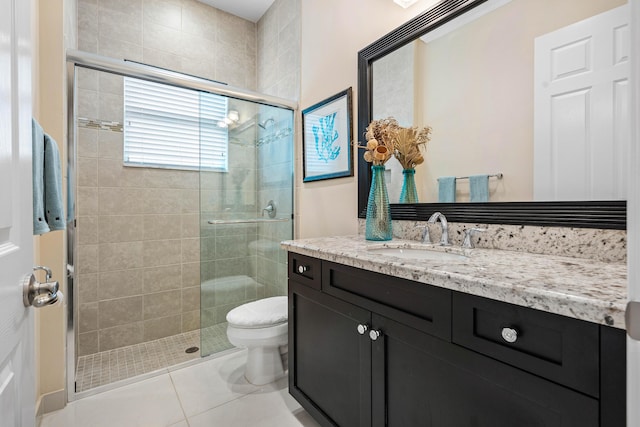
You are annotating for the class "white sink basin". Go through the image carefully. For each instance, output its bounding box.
[368,247,468,262]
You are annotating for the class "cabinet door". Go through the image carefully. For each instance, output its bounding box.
[289,281,372,427]
[372,314,599,427]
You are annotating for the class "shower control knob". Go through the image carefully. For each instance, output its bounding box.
[501,327,518,343]
[369,330,381,341]
[297,265,308,274]
[357,324,369,335]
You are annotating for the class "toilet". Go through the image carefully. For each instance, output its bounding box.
[226,296,288,385]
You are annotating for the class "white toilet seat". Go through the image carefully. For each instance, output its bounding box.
[226,296,287,328]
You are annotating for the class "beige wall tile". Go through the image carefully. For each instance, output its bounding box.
[181,262,200,287]
[143,214,182,240]
[181,310,200,332]
[98,322,145,352]
[143,315,181,341]
[98,268,144,300]
[77,273,98,303]
[99,188,147,215]
[142,239,182,267]
[98,241,144,271]
[143,264,182,293]
[143,21,183,56]
[77,68,98,91]
[181,238,200,263]
[78,331,99,356]
[78,158,98,187]
[77,216,98,245]
[143,290,181,319]
[181,0,217,41]
[77,128,98,158]
[181,286,200,312]
[98,72,123,95]
[77,89,98,118]
[98,296,143,329]
[181,214,199,238]
[98,130,123,159]
[79,302,98,333]
[98,215,144,243]
[142,47,182,71]
[98,0,142,18]
[98,159,146,188]
[77,244,98,274]
[181,189,199,214]
[142,188,183,214]
[98,36,143,62]
[98,93,124,123]
[143,0,182,30]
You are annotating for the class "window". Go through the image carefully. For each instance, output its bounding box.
[123,77,228,171]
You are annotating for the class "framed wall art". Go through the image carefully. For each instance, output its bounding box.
[302,88,353,182]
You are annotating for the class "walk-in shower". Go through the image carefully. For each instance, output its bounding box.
[66,50,295,398]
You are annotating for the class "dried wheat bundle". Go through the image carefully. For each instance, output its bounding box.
[392,125,432,169]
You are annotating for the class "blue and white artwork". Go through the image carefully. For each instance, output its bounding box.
[303,88,353,182]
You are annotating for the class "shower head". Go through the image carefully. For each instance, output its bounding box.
[258,118,275,129]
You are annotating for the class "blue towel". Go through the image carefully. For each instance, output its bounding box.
[32,119,65,235]
[438,176,456,203]
[470,174,489,202]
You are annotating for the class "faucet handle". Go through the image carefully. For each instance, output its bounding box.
[462,228,486,249]
[414,225,431,244]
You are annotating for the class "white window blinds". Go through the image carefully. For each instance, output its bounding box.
[123,77,228,171]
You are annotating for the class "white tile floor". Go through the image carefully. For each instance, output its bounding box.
[41,350,320,427]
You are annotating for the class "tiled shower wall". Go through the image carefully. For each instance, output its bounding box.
[75,0,259,355]
[256,0,300,298]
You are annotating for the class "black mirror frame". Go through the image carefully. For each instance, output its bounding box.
[356,0,626,230]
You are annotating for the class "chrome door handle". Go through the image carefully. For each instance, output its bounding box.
[297,265,308,274]
[23,267,61,308]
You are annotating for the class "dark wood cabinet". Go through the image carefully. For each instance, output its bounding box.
[287,253,626,427]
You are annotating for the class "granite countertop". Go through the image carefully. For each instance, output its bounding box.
[281,235,628,329]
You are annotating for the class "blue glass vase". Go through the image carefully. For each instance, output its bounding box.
[399,168,418,204]
[365,165,392,241]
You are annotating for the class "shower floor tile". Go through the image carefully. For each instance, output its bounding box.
[75,323,232,393]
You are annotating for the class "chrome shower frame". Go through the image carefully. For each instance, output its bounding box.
[65,49,297,402]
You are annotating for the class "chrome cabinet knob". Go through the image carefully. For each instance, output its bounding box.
[501,327,518,343]
[357,324,369,335]
[369,330,381,341]
[297,265,308,274]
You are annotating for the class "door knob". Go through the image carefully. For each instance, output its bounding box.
[23,267,61,308]
[369,329,381,341]
[357,324,369,335]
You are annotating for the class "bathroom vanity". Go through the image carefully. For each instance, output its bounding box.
[283,236,626,427]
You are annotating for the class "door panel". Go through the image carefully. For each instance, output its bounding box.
[373,314,598,427]
[0,0,34,425]
[289,282,371,427]
[534,5,630,201]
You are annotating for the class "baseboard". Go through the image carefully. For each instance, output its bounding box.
[40,389,66,414]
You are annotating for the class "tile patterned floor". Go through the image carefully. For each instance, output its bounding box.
[75,323,232,392]
[43,350,319,427]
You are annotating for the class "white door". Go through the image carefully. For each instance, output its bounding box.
[0,0,35,426]
[534,5,630,201]
[628,0,640,424]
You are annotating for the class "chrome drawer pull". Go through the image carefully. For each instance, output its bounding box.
[357,324,369,335]
[501,327,518,343]
[369,330,381,341]
[297,265,308,274]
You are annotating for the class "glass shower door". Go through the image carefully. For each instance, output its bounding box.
[199,100,294,357]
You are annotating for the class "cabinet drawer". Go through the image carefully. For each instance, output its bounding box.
[452,292,599,397]
[288,252,321,290]
[322,261,451,340]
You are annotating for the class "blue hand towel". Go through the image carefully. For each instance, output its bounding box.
[470,174,489,202]
[44,133,66,231]
[438,176,456,203]
[32,119,49,235]
[32,119,66,235]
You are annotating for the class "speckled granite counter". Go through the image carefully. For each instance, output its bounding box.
[281,235,627,329]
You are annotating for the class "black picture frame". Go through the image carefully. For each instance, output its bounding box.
[302,88,354,182]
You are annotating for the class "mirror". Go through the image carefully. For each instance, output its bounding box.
[357,0,628,228]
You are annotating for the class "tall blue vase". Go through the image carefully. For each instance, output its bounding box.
[399,168,418,204]
[365,165,392,241]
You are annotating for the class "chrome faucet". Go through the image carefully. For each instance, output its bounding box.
[428,212,450,246]
[415,225,431,244]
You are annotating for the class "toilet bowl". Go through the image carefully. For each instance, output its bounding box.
[226,296,288,385]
